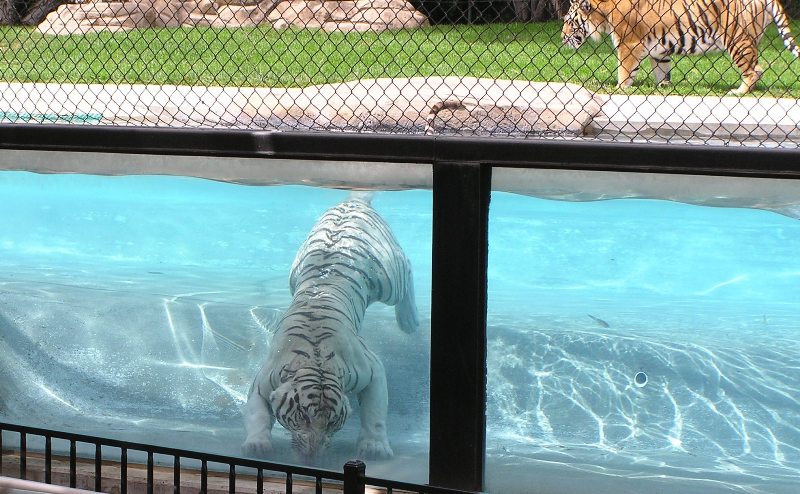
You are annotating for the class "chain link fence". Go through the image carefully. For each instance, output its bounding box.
[1,0,800,146]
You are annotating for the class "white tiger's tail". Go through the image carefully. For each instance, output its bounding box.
[769,0,800,58]
[348,191,374,204]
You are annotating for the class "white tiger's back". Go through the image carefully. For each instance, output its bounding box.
[289,195,419,333]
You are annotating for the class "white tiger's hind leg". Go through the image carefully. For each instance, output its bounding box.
[242,378,276,457]
[394,267,419,334]
[356,359,394,459]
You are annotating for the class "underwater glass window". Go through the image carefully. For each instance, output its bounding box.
[0,164,432,483]
[485,168,800,494]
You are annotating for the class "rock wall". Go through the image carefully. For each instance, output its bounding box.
[38,0,428,35]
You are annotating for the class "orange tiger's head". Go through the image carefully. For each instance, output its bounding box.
[561,0,609,49]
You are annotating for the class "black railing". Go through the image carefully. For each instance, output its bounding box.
[0,422,472,494]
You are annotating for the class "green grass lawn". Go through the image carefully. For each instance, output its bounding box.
[1,21,800,97]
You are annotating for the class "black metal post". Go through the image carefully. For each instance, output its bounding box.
[429,161,490,491]
[20,432,26,480]
[342,460,366,494]
[147,451,153,494]
[200,460,207,494]
[174,456,181,494]
[95,443,102,492]
[69,440,76,488]
[121,448,127,494]
[45,436,51,484]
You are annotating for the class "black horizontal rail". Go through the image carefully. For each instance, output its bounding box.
[0,125,276,159]
[1,125,800,179]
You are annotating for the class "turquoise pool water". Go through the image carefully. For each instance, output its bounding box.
[0,171,798,493]
[486,194,800,493]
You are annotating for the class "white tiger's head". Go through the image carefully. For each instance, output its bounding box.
[269,367,351,459]
[562,0,607,49]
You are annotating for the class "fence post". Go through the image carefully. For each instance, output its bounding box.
[343,460,366,494]
[429,161,490,491]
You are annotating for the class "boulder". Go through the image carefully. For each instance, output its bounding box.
[230,77,606,136]
[37,0,428,34]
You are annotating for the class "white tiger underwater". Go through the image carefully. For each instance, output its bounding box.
[242,193,419,460]
[561,0,800,94]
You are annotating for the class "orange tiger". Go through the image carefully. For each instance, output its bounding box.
[561,0,800,94]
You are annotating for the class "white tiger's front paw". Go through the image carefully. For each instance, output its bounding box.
[357,437,394,459]
[242,436,273,457]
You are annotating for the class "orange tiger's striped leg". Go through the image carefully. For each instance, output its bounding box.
[617,42,647,89]
[728,37,762,94]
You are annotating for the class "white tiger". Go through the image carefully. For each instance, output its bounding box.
[242,192,419,460]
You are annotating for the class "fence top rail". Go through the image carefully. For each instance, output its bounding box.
[0,421,344,481]
[1,125,800,179]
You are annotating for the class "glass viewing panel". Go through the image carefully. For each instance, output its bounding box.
[486,168,800,494]
[0,168,432,483]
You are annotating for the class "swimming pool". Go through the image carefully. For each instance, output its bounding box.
[0,169,798,493]
[486,190,800,493]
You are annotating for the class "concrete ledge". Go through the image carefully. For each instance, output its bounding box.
[593,93,800,144]
[0,80,798,145]
[0,79,605,136]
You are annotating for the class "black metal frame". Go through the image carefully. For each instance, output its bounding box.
[430,162,490,491]
[2,124,800,492]
[4,125,800,179]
